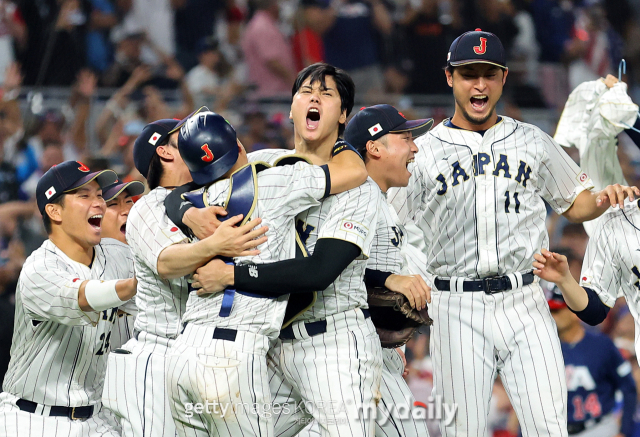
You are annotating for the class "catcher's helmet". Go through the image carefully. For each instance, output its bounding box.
[178,111,239,186]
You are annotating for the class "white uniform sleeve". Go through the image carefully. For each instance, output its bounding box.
[317,180,379,258]
[580,217,621,307]
[537,129,594,214]
[127,200,189,276]
[367,200,403,274]
[18,260,99,326]
[261,162,328,216]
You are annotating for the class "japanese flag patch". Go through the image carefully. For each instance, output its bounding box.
[45,186,57,199]
[368,123,383,136]
[148,132,162,145]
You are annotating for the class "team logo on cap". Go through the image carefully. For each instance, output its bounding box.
[45,186,57,199]
[148,132,162,145]
[368,123,383,136]
[200,144,214,162]
[473,37,487,55]
[77,162,90,172]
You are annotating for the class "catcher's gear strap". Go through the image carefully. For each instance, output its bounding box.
[163,181,201,238]
[235,238,360,295]
[570,286,610,326]
[364,268,393,288]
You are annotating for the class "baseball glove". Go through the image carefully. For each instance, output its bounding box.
[367,287,433,348]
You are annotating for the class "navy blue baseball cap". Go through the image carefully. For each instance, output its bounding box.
[133,118,180,178]
[36,161,117,214]
[447,28,506,69]
[344,105,433,154]
[178,111,239,186]
[102,178,145,202]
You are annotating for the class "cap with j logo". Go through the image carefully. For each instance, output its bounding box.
[447,29,506,69]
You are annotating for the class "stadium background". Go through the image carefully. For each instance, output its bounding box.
[0,0,639,435]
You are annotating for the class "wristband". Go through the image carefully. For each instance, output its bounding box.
[332,140,362,158]
[84,279,125,312]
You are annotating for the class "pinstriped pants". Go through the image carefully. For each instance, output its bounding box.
[430,282,568,437]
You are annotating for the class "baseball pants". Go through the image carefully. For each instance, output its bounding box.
[102,331,177,437]
[165,324,273,437]
[269,307,383,437]
[0,392,120,437]
[430,281,568,437]
[296,347,430,437]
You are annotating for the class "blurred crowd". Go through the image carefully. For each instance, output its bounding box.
[1,0,640,436]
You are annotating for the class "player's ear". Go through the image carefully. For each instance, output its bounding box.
[445,69,453,88]
[45,203,62,223]
[237,139,247,156]
[339,110,347,125]
[366,140,382,158]
[156,145,175,162]
[502,68,508,85]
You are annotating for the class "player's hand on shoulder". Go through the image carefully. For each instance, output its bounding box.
[184,205,227,240]
[532,249,572,285]
[206,215,268,258]
[192,258,233,296]
[596,184,640,209]
[384,274,431,310]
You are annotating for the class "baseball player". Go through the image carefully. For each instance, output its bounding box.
[0,161,137,437]
[532,198,640,363]
[546,286,637,437]
[387,29,639,437]
[101,116,267,437]
[181,63,383,437]
[100,178,145,350]
[163,110,367,437]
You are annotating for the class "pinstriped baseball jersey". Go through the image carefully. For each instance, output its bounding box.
[580,201,640,356]
[368,189,406,275]
[389,117,594,279]
[182,162,329,338]
[2,238,133,406]
[248,149,379,321]
[126,187,190,338]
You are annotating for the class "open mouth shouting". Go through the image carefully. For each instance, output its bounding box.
[470,94,488,112]
[88,214,103,231]
[120,223,126,235]
[306,108,320,130]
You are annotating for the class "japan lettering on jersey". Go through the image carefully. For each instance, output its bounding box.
[389,117,593,278]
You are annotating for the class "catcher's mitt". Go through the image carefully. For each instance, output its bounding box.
[367,287,433,348]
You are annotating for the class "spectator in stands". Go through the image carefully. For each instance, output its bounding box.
[304,0,392,97]
[0,1,26,84]
[242,0,296,99]
[19,143,64,200]
[19,0,90,86]
[174,0,225,70]
[85,0,119,72]
[102,25,146,87]
[292,0,327,71]
[185,37,223,108]
[120,0,178,58]
[399,0,461,94]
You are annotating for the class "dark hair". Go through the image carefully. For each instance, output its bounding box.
[146,136,174,190]
[42,195,66,235]
[292,63,355,137]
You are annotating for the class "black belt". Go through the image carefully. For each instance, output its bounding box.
[16,398,93,420]
[279,308,370,340]
[180,323,238,342]
[567,417,602,435]
[434,273,535,294]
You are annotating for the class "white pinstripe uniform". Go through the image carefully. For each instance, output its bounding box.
[165,161,330,437]
[102,187,190,437]
[298,187,430,437]
[579,200,640,364]
[389,116,595,437]
[0,238,133,437]
[250,149,383,437]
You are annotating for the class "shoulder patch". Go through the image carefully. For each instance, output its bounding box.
[340,219,369,239]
